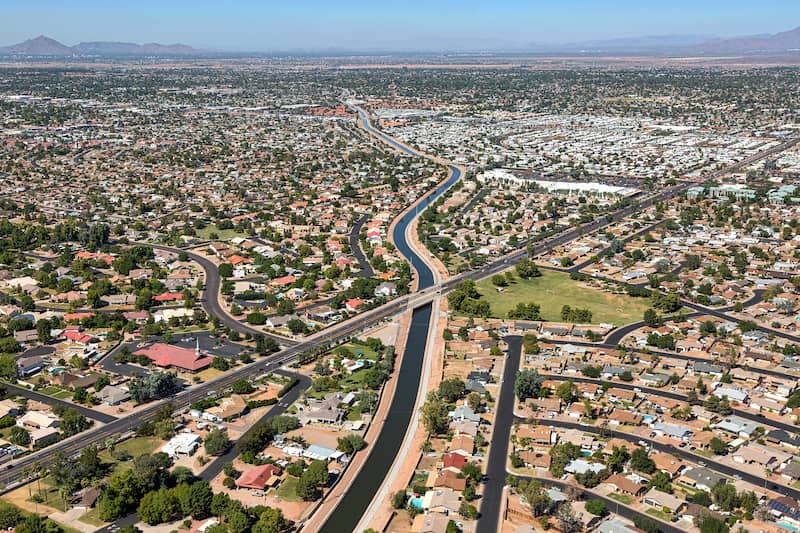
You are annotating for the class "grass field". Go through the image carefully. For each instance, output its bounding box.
[275,477,301,502]
[606,492,634,505]
[473,269,651,326]
[195,224,246,241]
[98,436,161,472]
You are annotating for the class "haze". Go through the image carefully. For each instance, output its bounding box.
[4,0,800,52]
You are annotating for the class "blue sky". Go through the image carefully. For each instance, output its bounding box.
[3,0,800,51]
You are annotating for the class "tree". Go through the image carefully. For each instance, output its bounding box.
[336,434,366,455]
[605,446,629,474]
[461,463,482,484]
[297,460,328,501]
[712,482,739,512]
[204,428,231,456]
[515,369,543,401]
[647,471,673,493]
[252,507,290,533]
[137,487,180,525]
[697,515,729,533]
[643,308,659,328]
[10,426,30,446]
[438,378,465,403]
[629,447,656,474]
[459,501,478,519]
[709,437,727,455]
[519,478,552,516]
[187,481,214,520]
[421,396,449,434]
[231,379,255,394]
[218,263,233,278]
[585,499,607,516]
[391,491,407,509]
[515,258,542,279]
[556,502,581,533]
[555,381,577,403]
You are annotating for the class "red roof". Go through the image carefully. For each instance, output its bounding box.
[345,298,363,310]
[153,292,183,302]
[64,312,94,322]
[133,343,213,371]
[62,330,96,345]
[235,464,282,490]
[443,451,469,469]
[272,275,296,287]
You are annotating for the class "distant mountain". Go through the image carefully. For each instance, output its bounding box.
[694,26,800,54]
[74,41,200,56]
[0,35,203,57]
[544,34,712,54]
[1,35,74,56]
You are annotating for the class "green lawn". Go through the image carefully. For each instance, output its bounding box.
[40,386,72,400]
[195,224,246,241]
[79,507,107,527]
[98,436,161,471]
[275,477,301,502]
[646,508,674,521]
[340,368,374,391]
[606,492,633,505]
[474,269,652,326]
[338,343,379,361]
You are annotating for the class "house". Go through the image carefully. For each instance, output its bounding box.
[432,469,466,491]
[345,298,364,312]
[236,464,283,490]
[651,422,692,441]
[651,452,685,478]
[518,450,551,470]
[680,467,726,492]
[70,486,101,510]
[766,429,800,450]
[443,451,469,470]
[16,355,47,377]
[712,416,760,438]
[206,395,248,421]
[604,474,646,497]
[30,427,61,447]
[265,314,300,328]
[642,487,684,514]
[162,433,201,458]
[133,342,213,372]
[608,409,643,426]
[782,462,800,481]
[302,444,344,462]
[596,518,640,533]
[449,405,481,424]
[450,435,475,455]
[17,411,59,430]
[374,282,397,297]
[0,399,20,419]
[733,443,791,469]
[304,392,346,425]
[422,488,462,515]
[713,385,749,403]
[565,459,605,475]
[97,385,130,406]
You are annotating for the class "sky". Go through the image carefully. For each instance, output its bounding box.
[3,0,800,52]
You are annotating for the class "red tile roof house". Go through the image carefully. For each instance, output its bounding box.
[235,464,283,490]
[61,330,97,345]
[442,451,469,470]
[153,292,183,303]
[345,298,364,312]
[133,343,213,372]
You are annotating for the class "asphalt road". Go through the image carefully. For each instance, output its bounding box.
[517,476,685,533]
[94,370,311,533]
[3,381,117,423]
[144,244,298,348]
[349,213,375,277]
[540,374,800,435]
[476,335,522,533]
[533,419,799,499]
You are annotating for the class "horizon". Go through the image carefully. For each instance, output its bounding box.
[3,0,800,53]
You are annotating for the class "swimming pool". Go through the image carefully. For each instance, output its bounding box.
[777,520,799,532]
[409,497,423,510]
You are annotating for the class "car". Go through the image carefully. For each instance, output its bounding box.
[699,461,707,467]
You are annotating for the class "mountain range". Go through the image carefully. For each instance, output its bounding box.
[2,26,800,57]
[0,35,201,57]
